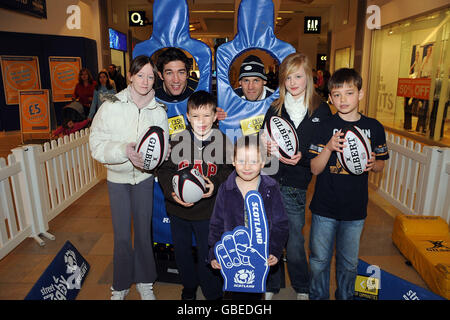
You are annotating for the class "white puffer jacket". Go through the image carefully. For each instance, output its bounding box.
[89,86,168,184]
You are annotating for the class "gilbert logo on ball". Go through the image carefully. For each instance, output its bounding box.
[172,166,206,203]
[135,126,169,171]
[266,116,298,159]
[337,125,372,175]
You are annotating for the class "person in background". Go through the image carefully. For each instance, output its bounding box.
[108,64,127,92]
[88,69,116,120]
[90,55,169,300]
[73,68,97,117]
[52,102,90,139]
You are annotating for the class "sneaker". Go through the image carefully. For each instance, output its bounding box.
[136,283,156,300]
[111,286,129,300]
[265,292,274,300]
[297,293,309,300]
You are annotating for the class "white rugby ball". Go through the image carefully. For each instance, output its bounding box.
[135,126,169,171]
[172,167,206,203]
[337,125,372,175]
[266,116,299,159]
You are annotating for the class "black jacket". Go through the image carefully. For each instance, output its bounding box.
[156,126,234,220]
[263,99,332,189]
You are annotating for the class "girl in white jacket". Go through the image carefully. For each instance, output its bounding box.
[90,55,169,300]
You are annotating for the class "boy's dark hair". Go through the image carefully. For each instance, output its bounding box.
[187,90,217,113]
[233,133,266,163]
[156,47,191,73]
[328,68,362,91]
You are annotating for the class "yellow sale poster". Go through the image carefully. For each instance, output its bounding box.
[19,89,50,134]
[1,56,41,105]
[49,56,81,102]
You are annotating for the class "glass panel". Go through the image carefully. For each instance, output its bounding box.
[369,7,450,145]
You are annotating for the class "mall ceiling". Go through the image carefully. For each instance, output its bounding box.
[125,0,339,47]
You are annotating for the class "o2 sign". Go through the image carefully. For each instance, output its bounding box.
[129,11,147,26]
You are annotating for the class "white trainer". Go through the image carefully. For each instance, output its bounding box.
[297,293,309,300]
[136,283,156,300]
[111,286,129,300]
[265,292,274,300]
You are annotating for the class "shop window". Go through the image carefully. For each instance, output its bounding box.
[368,8,450,144]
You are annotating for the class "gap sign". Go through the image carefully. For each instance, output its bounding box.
[304,16,321,34]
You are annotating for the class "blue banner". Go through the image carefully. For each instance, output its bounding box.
[25,241,89,300]
[214,191,269,293]
[355,259,445,300]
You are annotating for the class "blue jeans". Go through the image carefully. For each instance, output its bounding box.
[266,186,309,294]
[309,214,365,300]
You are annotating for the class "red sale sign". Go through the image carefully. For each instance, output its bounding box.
[396,78,432,100]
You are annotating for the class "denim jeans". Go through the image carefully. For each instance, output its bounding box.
[266,186,309,294]
[309,214,365,300]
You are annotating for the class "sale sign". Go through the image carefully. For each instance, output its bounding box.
[19,89,50,134]
[1,56,41,105]
[396,78,432,100]
[49,56,81,102]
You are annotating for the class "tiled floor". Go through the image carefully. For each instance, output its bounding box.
[0,176,430,300]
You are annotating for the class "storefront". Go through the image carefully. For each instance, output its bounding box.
[367,7,449,145]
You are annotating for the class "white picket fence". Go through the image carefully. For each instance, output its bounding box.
[369,131,450,224]
[0,128,105,260]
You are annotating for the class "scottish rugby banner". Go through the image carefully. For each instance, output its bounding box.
[25,241,89,300]
[214,191,269,293]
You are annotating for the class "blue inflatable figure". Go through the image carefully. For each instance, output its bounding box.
[216,0,295,141]
[214,191,269,293]
[132,0,212,125]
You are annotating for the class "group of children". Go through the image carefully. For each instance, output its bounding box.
[88,51,389,300]
[155,53,389,300]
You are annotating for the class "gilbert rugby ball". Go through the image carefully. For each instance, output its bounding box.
[337,125,372,175]
[135,126,169,171]
[172,167,206,203]
[266,116,299,159]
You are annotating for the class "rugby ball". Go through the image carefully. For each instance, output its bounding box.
[172,167,206,203]
[337,125,372,175]
[135,126,169,171]
[266,116,299,159]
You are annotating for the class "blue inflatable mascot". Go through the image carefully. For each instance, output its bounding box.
[132,0,212,123]
[216,0,295,141]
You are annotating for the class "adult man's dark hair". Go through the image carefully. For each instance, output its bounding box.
[156,47,191,73]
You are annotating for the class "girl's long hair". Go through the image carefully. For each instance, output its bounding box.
[96,70,113,90]
[271,52,321,117]
[78,68,94,85]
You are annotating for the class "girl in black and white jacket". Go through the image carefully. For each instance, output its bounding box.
[262,52,332,300]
